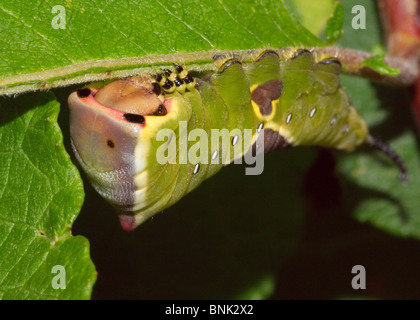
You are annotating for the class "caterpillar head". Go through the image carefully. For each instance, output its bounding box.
[68,74,175,231]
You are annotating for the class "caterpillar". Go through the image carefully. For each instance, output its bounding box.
[68,48,407,231]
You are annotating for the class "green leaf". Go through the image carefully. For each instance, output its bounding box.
[326,1,344,44]
[0,93,96,299]
[361,55,401,77]
[0,0,323,95]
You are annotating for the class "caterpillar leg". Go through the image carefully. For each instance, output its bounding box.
[173,63,196,91]
[367,135,408,184]
[153,65,196,94]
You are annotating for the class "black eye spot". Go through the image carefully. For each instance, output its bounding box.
[153,105,167,116]
[123,113,145,124]
[76,88,91,98]
[107,140,115,148]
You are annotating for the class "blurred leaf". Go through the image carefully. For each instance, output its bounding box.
[326,1,344,44]
[0,0,323,95]
[285,0,335,37]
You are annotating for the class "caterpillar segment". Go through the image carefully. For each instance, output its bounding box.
[68,48,407,231]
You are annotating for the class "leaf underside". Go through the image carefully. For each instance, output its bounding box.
[0,0,322,95]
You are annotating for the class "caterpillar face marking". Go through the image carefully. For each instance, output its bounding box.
[153,105,167,116]
[77,88,92,98]
[123,113,146,124]
[69,74,171,230]
[69,48,408,231]
[107,140,115,148]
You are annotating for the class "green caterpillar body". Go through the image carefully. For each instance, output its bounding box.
[68,48,398,231]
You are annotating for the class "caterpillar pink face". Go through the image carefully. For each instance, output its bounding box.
[68,75,167,231]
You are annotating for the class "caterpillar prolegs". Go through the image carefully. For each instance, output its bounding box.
[68,48,407,231]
